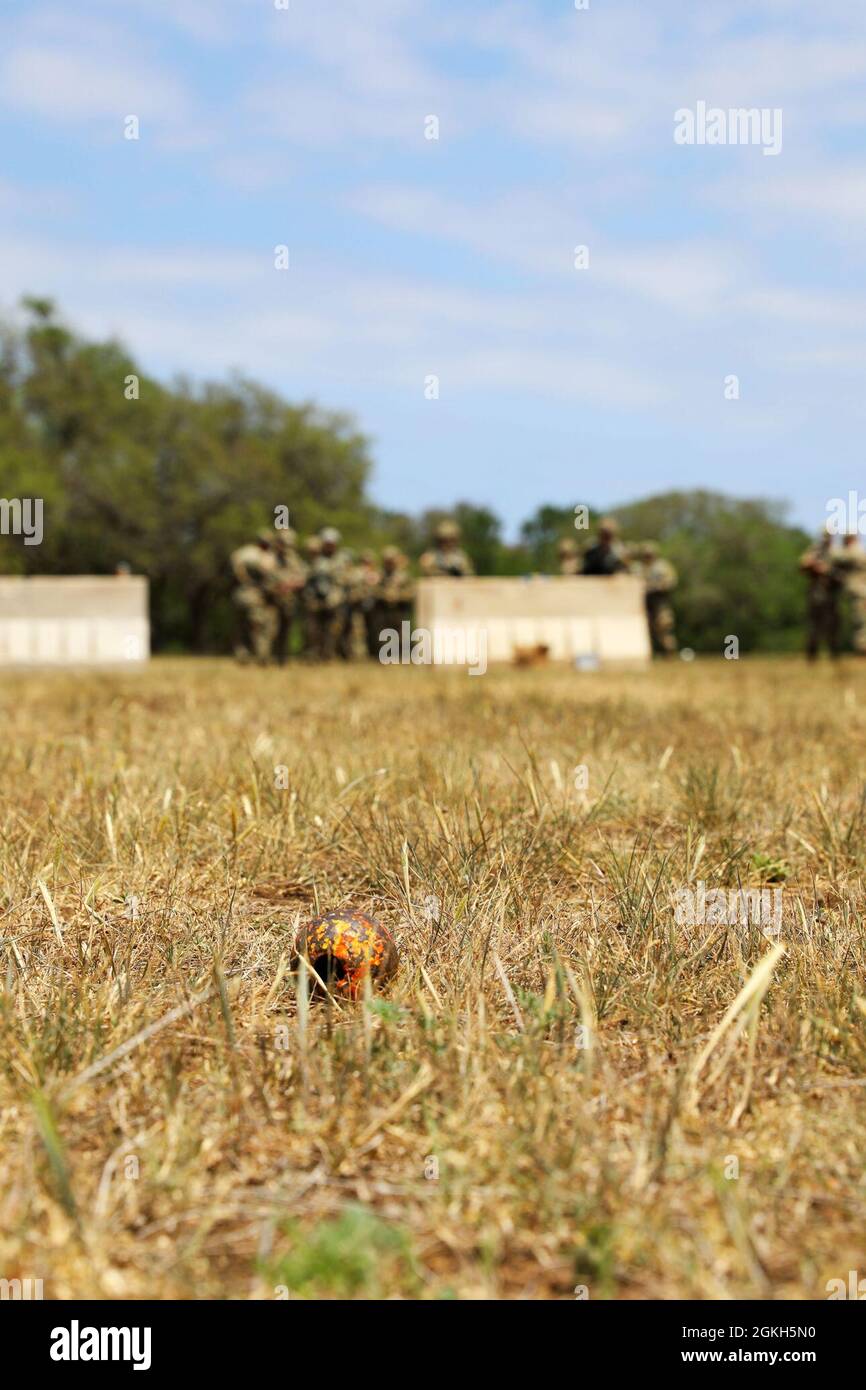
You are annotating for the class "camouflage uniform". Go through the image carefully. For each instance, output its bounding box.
[271,529,308,665]
[630,541,678,654]
[833,535,866,655]
[582,516,628,576]
[302,527,352,661]
[800,533,842,660]
[230,530,278,665]
[419,519,474,577]
[371,547,415,657]
[343,549,382,659]
[557,537,580,576]
[299,536,322,659]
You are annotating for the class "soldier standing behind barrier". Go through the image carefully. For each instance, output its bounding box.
[581,516,628,575]
[630,541,678,655]
[372,547,415,657]
[800,528,842,661]
[420,519,474,577]
[557,537,580,575]
[230,528,278,665]
[833,531,866,657]
[303,526,351,661]
[271,528,307,666]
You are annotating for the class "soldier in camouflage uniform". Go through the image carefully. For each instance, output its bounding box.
[230,528,278,665]
[372,547,416,657]
[800,529,842,661]
[302,526,352,661]
[335,547,356,660]
[581,516,628,575]
[833,532,866,656]
[271,528,308,665]
[557,537,580,575]
[419,519,474,577]
[630,541,678,655]
[342,548,382,659]
[299,535,322,658]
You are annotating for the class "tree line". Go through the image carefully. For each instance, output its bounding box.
[0,299,815,653]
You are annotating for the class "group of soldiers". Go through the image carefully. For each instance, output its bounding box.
[800,528,866,660]
[557,516,678,654]
[229,513,679,664]
[230,519,472,664]
[231,512,866,666]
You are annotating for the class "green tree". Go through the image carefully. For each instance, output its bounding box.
[520,503,601,572]
[614,491,810,652]
[0,299,375,650]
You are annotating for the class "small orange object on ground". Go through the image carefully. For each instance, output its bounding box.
[293,909,399,999]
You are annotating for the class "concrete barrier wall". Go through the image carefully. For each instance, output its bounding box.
[416,574,651,666]
[0,577,149,666]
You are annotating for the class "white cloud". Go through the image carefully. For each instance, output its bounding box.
[0,177,73,219]
[273,0,431,100]
[742,286,866,328]
[350,184,593,276]
[352,184,745,314]
[750,166,866,226]
[430,348,669,409]
[244,78,433,150]
[592,243,743,314]
[0,44,190,123]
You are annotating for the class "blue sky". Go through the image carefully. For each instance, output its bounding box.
[1,0,864,535]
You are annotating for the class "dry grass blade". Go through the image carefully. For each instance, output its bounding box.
[60,983,215,1096]
[36,877,64,948]
[348,1062,435,1154]
[687,942,786,1110]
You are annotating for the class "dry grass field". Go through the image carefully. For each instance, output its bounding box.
[1,655,865,1300]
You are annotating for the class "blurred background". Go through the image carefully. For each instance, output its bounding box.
[2,0,863,652]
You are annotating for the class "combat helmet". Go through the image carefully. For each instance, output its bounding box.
[635,540,659,560]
